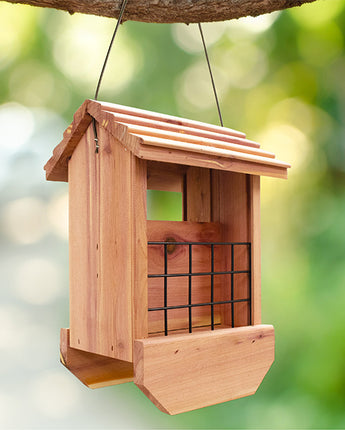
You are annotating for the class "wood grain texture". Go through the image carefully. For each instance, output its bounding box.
[69,124,99,354]
[138,144,288,180]
[69,124,133,361]
[60,328,133,389]
[98,125,133,361]
[95,100,246,139]
[147,161,186,193]
[250,175,261,324]
[212,171,251,327]
[186,167,211,222]
[124,123,273,157]
[103,111,255,147]
[147,220,222,335]
[134,325,275,415]
[132,156,149,340]
[137,135,289,169]
[6,0,319,24]
[44,99,92,182]
[45,99,290,183]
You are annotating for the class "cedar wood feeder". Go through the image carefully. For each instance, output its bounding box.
[44,99,290,415]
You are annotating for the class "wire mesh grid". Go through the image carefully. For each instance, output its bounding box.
[148,241,252,336]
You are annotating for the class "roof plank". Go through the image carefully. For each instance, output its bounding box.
[44,99,290,182]
[94,100,247,139]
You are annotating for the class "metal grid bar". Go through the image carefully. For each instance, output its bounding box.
[148,298,250,312]
[248,243,252,325]
[188,244,192,333]
[148,241,251,336]
[148,270,249,278]
[148,241,250,246]
[231,244,235,328]
[164,243,168,336]
[210,244,214,330]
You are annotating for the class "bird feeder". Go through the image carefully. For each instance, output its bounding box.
[44,99,290,415]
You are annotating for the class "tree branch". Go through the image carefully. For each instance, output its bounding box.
[3,0,319,23]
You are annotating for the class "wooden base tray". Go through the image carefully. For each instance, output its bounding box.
[60,325,274,414]
[134,324,274,415]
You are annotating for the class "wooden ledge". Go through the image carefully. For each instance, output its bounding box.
[134,325,275,414]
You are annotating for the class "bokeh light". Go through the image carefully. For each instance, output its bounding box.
[1,197,48,244]
[47,192,69,240]
[30,371,81,418]
[52,14,142,94]
[14,258,61,305]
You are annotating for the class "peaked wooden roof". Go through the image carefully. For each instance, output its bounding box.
[44,99,290,182]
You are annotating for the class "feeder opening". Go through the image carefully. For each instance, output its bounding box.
[147,190,183,221]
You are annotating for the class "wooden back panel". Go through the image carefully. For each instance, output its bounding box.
[211,170,258,327]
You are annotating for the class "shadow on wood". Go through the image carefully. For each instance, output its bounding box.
[60,328,133,389]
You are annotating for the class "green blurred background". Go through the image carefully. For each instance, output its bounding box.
[1,0,345,428]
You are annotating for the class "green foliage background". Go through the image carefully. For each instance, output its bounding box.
[1,1,345,428]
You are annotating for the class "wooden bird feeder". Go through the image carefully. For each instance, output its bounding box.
[44,99,290,414]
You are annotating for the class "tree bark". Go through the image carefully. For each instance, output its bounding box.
[4,0,319,24]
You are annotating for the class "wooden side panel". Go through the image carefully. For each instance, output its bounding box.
[147,221,222,335]
[69,125,133,362]
[250,175,261,324]
[69,124,99,354]
[98,127,133,362]
[60,329,133,389]
[186,167,211,222]
[134,325,275,415]
[132,157,148,340]
[212,171,251,328]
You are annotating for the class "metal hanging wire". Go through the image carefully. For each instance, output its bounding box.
[92,4,224,152]
[197,23,224,127]
[93,0,129,152]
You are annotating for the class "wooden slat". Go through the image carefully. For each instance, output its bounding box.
[134,325,275,415]
[69,124,99,354]
[103,110,259,148]
[147,161,186,193]
[132,156,149,341]
[45,100,92,182]
[136,134,290,169]
[98,126,133,361]
[45,99,290,183]
[250,175,261,325]
[219,172,250,328]
[147,220,222,335]
[123,123,274,158]
[186,167,211,222]
[138,144,288,179]
[60,328,133,389]
[95,99,246,139]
